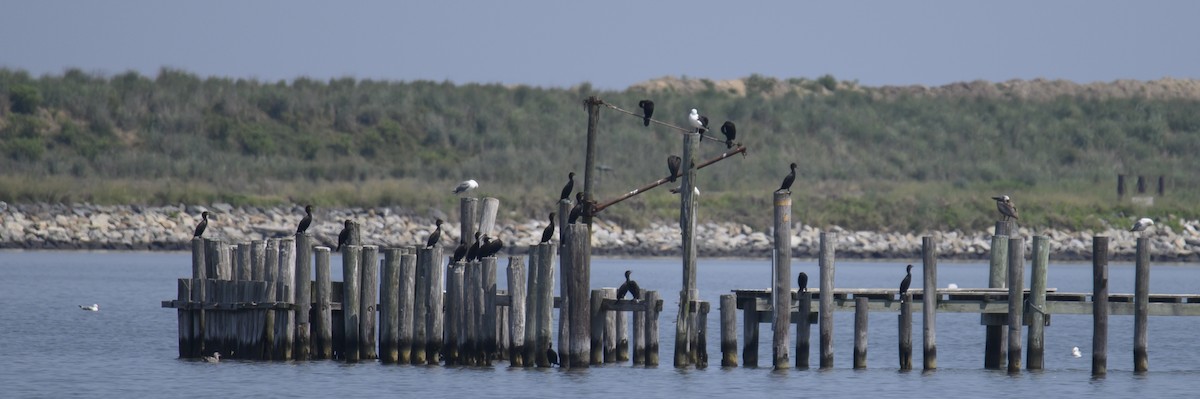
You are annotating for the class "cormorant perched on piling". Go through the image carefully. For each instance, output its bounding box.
[452,179,479,195]
[639,100,655,126]
[617,270,641,300]
[193,211,209,238]
[336,220,353,252]
[451,239,468,263]
[547,343,560,366]
[296,205,313,235]
[797,272,808,293]
[479,235,505,258]
[568,192,585,224]
[667,155,682,183]
[1130,217,1154,232]
[899,264,913,301]
[540,213,556,244]
[991,195,1019,221]
[720,121,737,149]
[426,219,443,248]
[560,172,575,201]
[688,109,709,133]
[465,231,482,261]
[777,163,797,193]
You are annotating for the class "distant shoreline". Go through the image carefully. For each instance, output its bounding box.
[2,203,1196,262]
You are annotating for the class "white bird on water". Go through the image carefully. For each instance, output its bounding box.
[947,283,959,289]
[1130,217,1154,232]
[452,179,479,195]
[79,304,99,311]
[203,352,222,363]
[1072,346,1082,358]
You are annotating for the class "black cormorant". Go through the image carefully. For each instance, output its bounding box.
[296,205,313,235]
[336,220,353,252]
[639,100,655,126]
[568,192,585,224]
[667,155,682,183]
[899,264,913,301]
[991,195,1019,221]
[617,270,641,300]
[479,235,505,258]
[426,219,443,249]
[720,121,737,149]
[193,211,209,238]
[560,172,575,201]
[778,163,797,193]
[540,212,556,244]
[547,343,560,366]
[451,239,468,263]
[797,271,808,293]
[465,231,482,261]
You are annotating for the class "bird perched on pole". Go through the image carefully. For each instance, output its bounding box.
[991,195,1019,221]
[688,109,709,134]
[295,205,313,235]
[425,219,443,249]
[617,270,641,300]
[568,192,586,224]
[777,163,797,193]
[638,100,655,127]
[336,220,353,252]
[720,121,737,149]
[452,179,479,195]
[1130,217,1154,232]
[797,272,808,294]
[465,231,482,261]
[559,172,575,201]
[539,212,556,244]
[193,211,209,238]
[451,239,468,263]
[667,155,682,183]
[899,264,913,302]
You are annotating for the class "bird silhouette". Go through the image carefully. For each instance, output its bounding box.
[991,195,1019,221]
[667,155,682,183]
[778,163,797,193]
[193,211,209,238]
[559,172,575,201]
[336,220,353,252]
[617,270,641,300]
[638,100,655,126]
[899,264,913,302]
[721,121,737,148]
[797,272,808,293]
[540,212,556,244]
[296,205,313,235]
[425,219,443,248]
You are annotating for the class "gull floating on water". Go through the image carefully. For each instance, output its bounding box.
[203,352,222,363]
[1130,218,1154,232]
[452,179,479,195]
[1072,346,1082,358]
[79,304,99,311]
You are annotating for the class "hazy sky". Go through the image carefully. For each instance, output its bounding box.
[2,0,1198,89]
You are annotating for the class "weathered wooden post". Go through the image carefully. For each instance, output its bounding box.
[507,256,527,366]
[422,246,445,365]
[742,296,759,367]
[463,261,479,365]
[535,243,557,367]
[772,190,792,369]
[294,233,312,360]
[1093,236,1109,376]
[633,302,646,365]
[1027,236,1049,370]
[797,292,812,369]
[590,289,606,364]
[1134,236,1150,372]
[899,293,913,370]
[644,290,661,366]
[567,223,591,368]
[675,131,700,368]
[315,246,333,359]
[342,245,362,362]
[522,248,539,366]
[398,252,417,363]
[411,248,429,364]
[854,296,869,369]
[251,240,265,282]
[720,294,737,367]
[481,256,498,365]
[602,287,617,363]
[1006,238,1024,373]
[360,245,379,360]
[922,236,937,370]
[460,197,479,252]
[176,278,193,358]
[277,238,295,360]
[380,248,401,363]
[984,231,1009,369]
[819,232,835,369]
[237,243,251,281]
[616,296,629,362]
[696,302,709,368]
[558,219,572,367]
[190,238,206,358]
[262,239,278,359]
[478,198,500,236]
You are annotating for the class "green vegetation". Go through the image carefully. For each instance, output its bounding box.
[0,68,1196,232]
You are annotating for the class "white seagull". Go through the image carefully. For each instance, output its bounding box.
[1130,217,1154,232]
[688,109,708,133]
[203,352,222,363]
[669,186,700,196]
[1071,346,1082,358]
[452,179,479,195]
[79,304,99,311]
[947,283,959,289]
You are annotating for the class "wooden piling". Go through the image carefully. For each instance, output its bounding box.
[634,302,646,365]
[497,306,509,361]
[478,197,500,237]
[177,279,193,358]
[557,202,572,366]
[412,249,429,364]
[819,232,835,369]
[523,248,539,366]
[1093,236,1109,376]
[796,293,812,369]
[854,296,869,369]
[696,302,709,368]
[675,131,701,368]
[922,236,938,370]
[294,233,312,360]
[1027,236,1049,370]
[1007,237,1024,373]
[342,245,361,362]
[535,243,556,367]
[423,247,445,365]
[398,252,417,364]
[899,293,913,370]
[481,256,497,365]
[743,297,759,367]
[567,223,591,368]
[359,245,379,360]
[444,261,462,365]
[602,287,617,363]
[464,261,481,365]
[314,247,333,360]
[984,233,1009,369]
[263,239,278,359]
[771,191,792,369]
[190,238,205,358]
[590,289,605,364]
[644,290,661,366]
[460,197,479,249]
[380,248,401,363]
[720,294,737,367]
[236,243,251,281]
[616,298,629,362]
[507,256,527,366]
[277,238,295,360]
[251,240,265,282]
[1134,236,1150,372]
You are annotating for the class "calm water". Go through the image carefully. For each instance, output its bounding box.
[2,251,1199,397]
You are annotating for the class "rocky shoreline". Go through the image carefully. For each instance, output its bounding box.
[1,203,1198,262]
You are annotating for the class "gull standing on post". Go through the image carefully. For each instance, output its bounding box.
[688,109,709,134]
[1130,217,1154,232]
[452,179,479,195]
